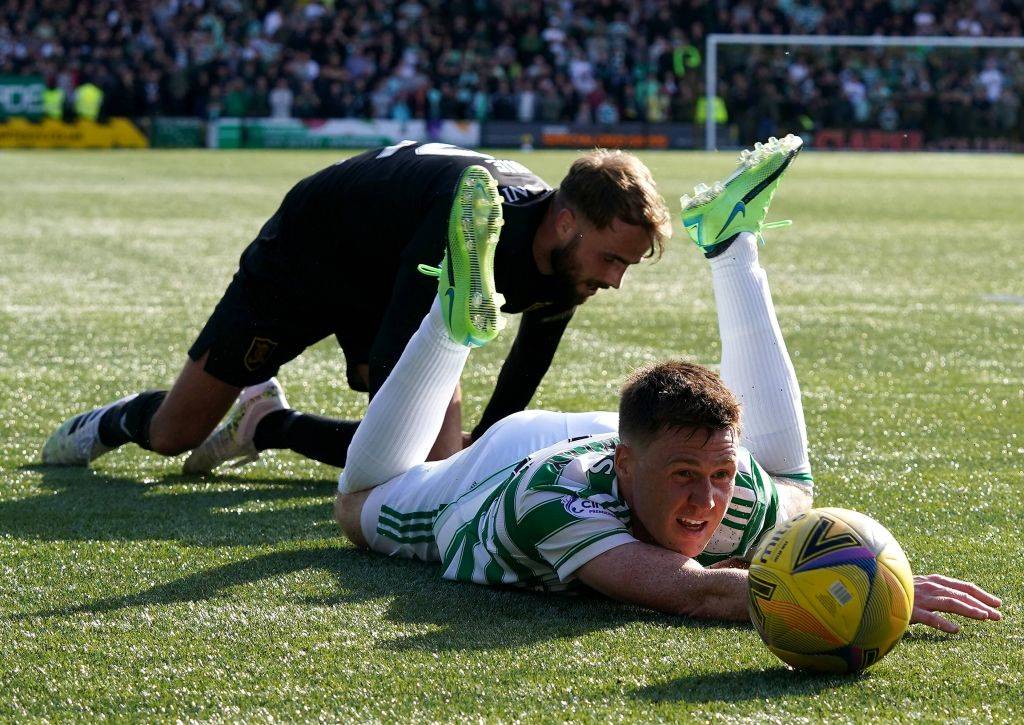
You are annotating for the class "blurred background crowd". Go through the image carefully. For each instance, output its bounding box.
[2,0,1023,145]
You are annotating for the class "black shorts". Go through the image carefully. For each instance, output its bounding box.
[188,271,374,390]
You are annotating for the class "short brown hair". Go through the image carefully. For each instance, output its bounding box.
[618,360,741,448]
[558,149,673,258]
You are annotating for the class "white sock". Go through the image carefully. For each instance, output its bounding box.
[338,299,470,494]
[709,233,810,478]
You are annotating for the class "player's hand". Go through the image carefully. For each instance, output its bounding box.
[462,431,474,449]
[910,574,1002,633]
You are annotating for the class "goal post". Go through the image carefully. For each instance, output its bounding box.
[704,33,1024,151]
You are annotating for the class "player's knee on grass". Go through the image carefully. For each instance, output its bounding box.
[334,490,371,549]
[146,423,213,456]
[147,402,223,455]
[145,354,241,456]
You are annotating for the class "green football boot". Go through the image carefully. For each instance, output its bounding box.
[680,134,802,258]
[418,165,505,347]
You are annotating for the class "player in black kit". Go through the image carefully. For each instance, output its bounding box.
[41,142,672,472]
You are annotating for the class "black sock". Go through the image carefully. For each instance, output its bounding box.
[253,409,359,468]
[97,390,167,450]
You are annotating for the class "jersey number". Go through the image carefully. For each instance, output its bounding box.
[376,141,494,160]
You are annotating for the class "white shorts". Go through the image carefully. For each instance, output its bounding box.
[356,410,619,561]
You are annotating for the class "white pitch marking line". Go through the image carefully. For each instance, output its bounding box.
[982,294,1024,305]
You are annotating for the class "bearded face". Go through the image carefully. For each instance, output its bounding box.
[548,215,652,305]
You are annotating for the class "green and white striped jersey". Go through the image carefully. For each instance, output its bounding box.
[428,433,781,591]
[698,447,780,565]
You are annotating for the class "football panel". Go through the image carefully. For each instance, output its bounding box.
[749,508,914,673]
[877,538,915,612]
[777,510,877,645]
[763,644,866,674]
[784,509,867,575]
[789,563,871,644]
[819,507,897,557]
[809,508,912,665]
[749,511,813,573]
[748,567,846,665]
[852,561,913,656]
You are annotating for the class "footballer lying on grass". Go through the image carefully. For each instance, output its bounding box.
[334,145,1001,633]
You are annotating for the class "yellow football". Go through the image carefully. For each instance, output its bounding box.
[747,507,914,673]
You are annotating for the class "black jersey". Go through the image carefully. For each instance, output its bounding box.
[239,141,564,313]
[232,142,577,438]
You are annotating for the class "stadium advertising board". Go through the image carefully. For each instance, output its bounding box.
[814,128,925,151]
[481,122,698,149]
[0,118,148,148]
[0,75,44,119]
[152,117,204,148]
[211,118,480,149]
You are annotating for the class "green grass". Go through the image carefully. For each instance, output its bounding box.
[1,148,1022,722]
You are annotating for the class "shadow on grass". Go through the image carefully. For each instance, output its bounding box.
[15,539,739,653]
[631,665,864,703]
[5,467,778,655]
[5,467,977,660]
[4,464,336,546]
[901,627,963,642]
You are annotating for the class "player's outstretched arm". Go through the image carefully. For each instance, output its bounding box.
[911,574,1002,633]
[576,541,749,621]
[576,546,1003,633]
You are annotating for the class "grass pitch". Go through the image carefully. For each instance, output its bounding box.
[1,148,1022,722]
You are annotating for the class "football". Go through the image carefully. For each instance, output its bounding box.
[747,507,915,674]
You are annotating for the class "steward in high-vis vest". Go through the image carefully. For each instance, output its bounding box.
[74,82,103,121]
[43,82,65,120]
[695,95,728,126]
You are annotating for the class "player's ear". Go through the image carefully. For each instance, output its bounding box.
[555,206,576,241]
[614,443,635,488]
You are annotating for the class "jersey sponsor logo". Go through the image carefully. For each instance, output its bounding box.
[243,336,278,371]
[561,495,615,519]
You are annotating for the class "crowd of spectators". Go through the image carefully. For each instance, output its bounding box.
[1,0,1023,146]
[724,45,1024,147]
